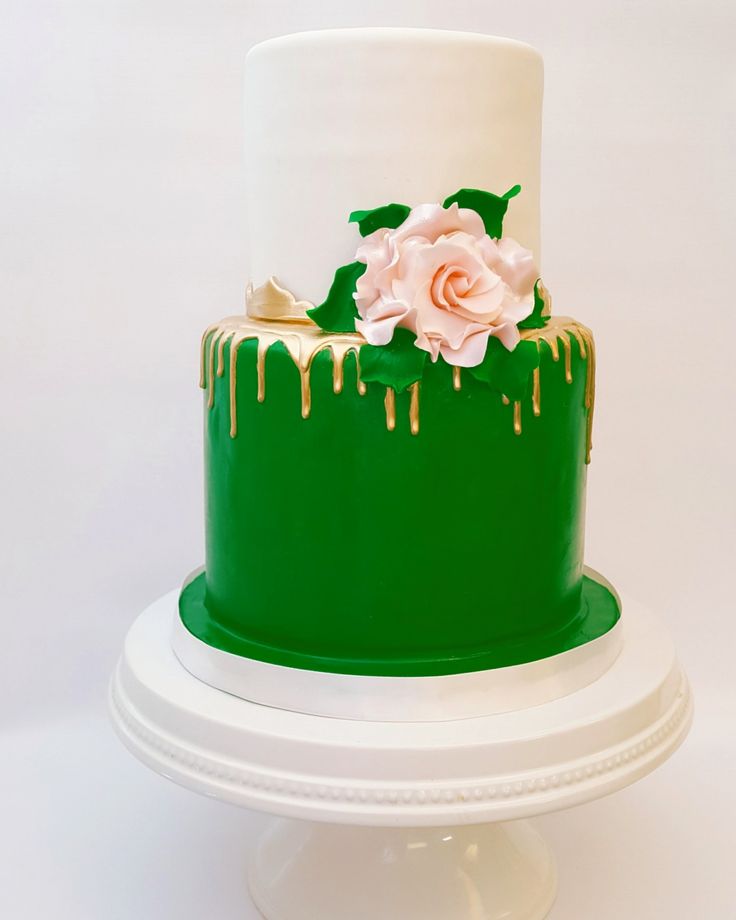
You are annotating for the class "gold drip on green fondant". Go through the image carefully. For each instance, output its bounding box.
[206,333,217,409]
[299,365,310,419]
[409,382,421,435]
[384,388,396,431]
[513,401,522,435]
[569,326,588,360]
[540,331,559,362]
[256,338,268,402]
[519,318,595,462]
[562,335,572,383]
[356,360,367,396]
[201,317,365,437]
[200,314,595,460]
[382,380,419,435]
[332,348,344,393]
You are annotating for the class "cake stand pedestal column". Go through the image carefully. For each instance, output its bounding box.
[249,819,556,920]
[109,592,691,920]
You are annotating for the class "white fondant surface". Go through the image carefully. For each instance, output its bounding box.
[244,29,543,306]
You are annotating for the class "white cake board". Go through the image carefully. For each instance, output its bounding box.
[171,567,625,722]
[109,591,692,920]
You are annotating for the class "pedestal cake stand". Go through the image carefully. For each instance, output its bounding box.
[109,584,692,920]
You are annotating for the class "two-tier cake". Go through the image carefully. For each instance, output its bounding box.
[173,29,621,715]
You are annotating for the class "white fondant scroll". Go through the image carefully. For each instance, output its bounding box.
[246,276,315,323]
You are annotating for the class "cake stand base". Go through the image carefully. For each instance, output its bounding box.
[110,590,691,920]
[249,818,556,920]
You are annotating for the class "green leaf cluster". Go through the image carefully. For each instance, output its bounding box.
[349,203,411,236]
[306,261,366,333]
[359,328,427,393]
[309,185,539,397]
[359,333,539,400]
[442,185,521,239]
[466,337,540,401]
[518,280,548,330]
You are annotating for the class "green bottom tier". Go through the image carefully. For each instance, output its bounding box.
[193,314,614,678]
[180,570,620,676]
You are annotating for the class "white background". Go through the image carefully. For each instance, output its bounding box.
[1,1,734,917]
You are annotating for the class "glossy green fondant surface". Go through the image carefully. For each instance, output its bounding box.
[182,331,619,676]
[181,570,619,675]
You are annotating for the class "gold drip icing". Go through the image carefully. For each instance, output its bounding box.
[568,326,587,360]
[513,401,522,435]
[200,313,595,461]
[384,388,396,431]
[207,332,217,409]
[299,367,311,419]
[583,332,596,463]
[382,384,420,435]
[409,383,421,435]
[520,316,596,463]
[542,334,559,362]
[256,339,269,402]
[217,330,234,377]
[229,343,239,437]
[562,334,573,384]
[201,317,363,438]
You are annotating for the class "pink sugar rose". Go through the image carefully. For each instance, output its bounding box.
[353,203,538,367]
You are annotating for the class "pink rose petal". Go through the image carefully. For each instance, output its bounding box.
[352,200,538,368]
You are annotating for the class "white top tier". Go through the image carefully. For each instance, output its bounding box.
[244,29,543,306]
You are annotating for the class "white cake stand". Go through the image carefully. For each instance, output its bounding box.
[109,590,692,920]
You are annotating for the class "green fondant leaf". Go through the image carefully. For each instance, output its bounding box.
[468,337,540,400]
[349,203,412,236]
[359,328,428,394]
[502,184,522,200]
[441,185,521,239]
[307,261,366,333]
[518,280,549,330]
